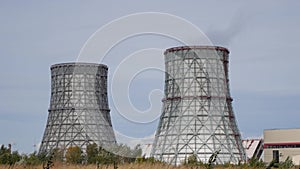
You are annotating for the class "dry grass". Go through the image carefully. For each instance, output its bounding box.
[0,163,266,169]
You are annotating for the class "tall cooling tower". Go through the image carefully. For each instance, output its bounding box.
[39,62,116,154]
[151,46,246,165]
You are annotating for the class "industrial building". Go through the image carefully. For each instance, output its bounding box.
[151,46,246,165]
[264,128,300,165]
[39,62,116,154]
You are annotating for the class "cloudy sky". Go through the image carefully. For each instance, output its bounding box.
[1,1,300,153]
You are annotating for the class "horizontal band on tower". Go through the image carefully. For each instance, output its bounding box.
[164,46,229,55]
[162,96,233,101]
[51,62,108,69]
[48,108,110,111]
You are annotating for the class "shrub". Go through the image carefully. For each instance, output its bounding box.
[65,146,83,164]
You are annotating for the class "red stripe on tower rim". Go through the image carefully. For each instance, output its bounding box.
[164,46,229,55]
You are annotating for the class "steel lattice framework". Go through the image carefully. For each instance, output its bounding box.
[39,62,116,154]
[151,46,246,165]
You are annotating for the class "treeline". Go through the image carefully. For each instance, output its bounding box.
[1,143,296,169]
[0,143,145,168]
[0,144,21,166]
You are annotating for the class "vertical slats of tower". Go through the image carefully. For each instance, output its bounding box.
[151,46,246,165]
[39,62,116,155]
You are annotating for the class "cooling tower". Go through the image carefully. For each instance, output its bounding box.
[39,62,116,154]
[151,46,246,165]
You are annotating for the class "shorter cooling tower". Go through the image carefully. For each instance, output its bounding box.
[39,62,116,154]
[151,46,246,165]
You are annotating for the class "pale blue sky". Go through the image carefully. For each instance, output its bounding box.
[1,1,300,153]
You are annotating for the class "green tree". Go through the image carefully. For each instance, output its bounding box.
[10,151,21,165]
[51,148,64,162]
[248,157,265,168]
[187,154,198,166]
[132,144,142,158]
[86,143,98,164]
[65,146,82,164]
[97,146,111,164]
[24,151,44,165]
[0,153,10,164]
[278,156,294,169]
[0,144,10,164]
[0,144,21,166]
